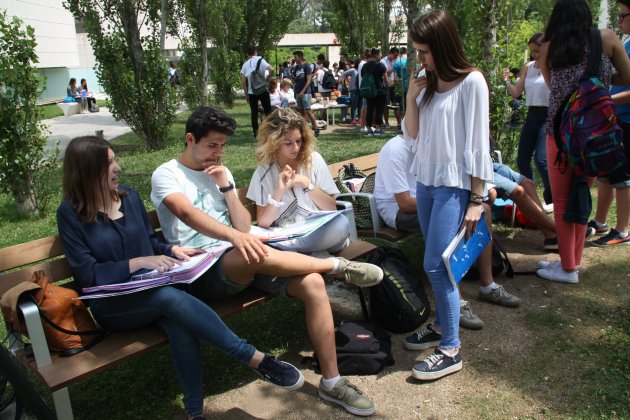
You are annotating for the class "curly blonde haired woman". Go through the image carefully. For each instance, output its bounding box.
[247,108,350,253]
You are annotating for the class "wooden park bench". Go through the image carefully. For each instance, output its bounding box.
[0,159,378,419]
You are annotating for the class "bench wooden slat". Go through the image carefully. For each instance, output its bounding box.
[0,260,74,296]
[335,240,377,261]
[28,287,273,392]
[0,236,65,272]
[327,154,379,179]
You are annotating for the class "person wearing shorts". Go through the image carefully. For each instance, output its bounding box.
[292,50,320,137]
[490,163,557,250]
[151,105,382,416]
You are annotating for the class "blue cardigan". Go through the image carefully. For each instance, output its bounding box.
[57,185,173,291]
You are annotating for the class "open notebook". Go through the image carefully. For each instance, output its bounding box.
[441,216,491,288]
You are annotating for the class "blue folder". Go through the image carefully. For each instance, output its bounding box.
[441,216,492,287]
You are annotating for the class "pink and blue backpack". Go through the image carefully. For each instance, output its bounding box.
[553,28,627,177]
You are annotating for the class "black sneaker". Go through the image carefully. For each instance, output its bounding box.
[314,130,321,137]
[585,220,609,238]
[411,348,463,381]
[543,237,558,251]
[404,324,441,350]
[256,355,304,391]
[593,229,630,247]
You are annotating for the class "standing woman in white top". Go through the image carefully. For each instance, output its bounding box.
[247,108,350,253]
[503,33,553,205]
[401,10,494,381]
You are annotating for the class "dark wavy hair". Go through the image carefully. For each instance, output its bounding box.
[409,10,475,106]
[185,106,236,145]
[543,0,593,69]
[620,0,630,8]
[63,136,126,223]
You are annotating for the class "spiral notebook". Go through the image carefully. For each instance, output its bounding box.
[441,216,491,288]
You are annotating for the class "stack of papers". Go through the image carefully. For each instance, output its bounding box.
[441,216,491,287]
[78,245,230,299]
[250,210,342,242]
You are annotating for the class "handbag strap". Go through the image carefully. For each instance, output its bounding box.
[30,296,106,337]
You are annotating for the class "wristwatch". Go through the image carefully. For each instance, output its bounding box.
[219,182,235,193]
[303,182,315,193]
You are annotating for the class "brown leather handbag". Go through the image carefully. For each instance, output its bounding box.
[1,270,104,356]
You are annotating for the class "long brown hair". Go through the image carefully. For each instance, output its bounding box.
[409,10,476,106]
[62,136,125,223]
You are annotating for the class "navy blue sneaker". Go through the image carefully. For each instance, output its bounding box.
[256,355,304,390]
[404,324,441,350]
[412,348,462,381]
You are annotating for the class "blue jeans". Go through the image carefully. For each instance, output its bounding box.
[518,106,552,203]
[90,286,256,417]
[350,89,360,120]
[416,183,467,349]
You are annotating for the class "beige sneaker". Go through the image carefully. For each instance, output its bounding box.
[318,377,376,416]
[333,258,383,287]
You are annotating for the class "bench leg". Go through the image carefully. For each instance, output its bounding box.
[53,388,73,420]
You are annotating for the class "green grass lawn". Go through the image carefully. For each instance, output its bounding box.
[1,100,627,419]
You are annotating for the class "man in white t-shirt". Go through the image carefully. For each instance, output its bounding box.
[380,47,400,128]
[316,60,333,98]
[151,105,381,416]
[374,136,521,329]
[240,45,274,138]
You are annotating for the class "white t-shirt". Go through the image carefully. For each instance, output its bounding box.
[316,68,332,93]
[240,56,270,95]
[270,90,282,107]
[402,71,493,191]
[380,57,395,84]
[374,136,416,229]
[246,152,339,219]
[151,159,236,250]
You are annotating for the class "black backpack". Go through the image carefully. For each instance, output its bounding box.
[321,69,337,90]
[309,321,395,375]
[360,246,430,333]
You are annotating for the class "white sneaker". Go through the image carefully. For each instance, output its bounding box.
[359,127,368,133]
[538,260,561,270]
[542,203,554,213]
[537,265,579,284]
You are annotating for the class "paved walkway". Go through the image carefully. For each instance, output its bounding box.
[44,103,188,157]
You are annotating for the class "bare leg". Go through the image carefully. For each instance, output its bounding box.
[510,182,556,238]
[286,273,338,379]
[221,247,335,284]
[594,181,614,225]
[615,186,630,232]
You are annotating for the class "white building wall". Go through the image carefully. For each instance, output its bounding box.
[3,0,80,68]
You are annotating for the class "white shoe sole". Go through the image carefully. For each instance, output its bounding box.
[404,340,440,351]
[536,268,579,284]
[412,360,462,380]
[318,390,376,416]
[263,371,305,391]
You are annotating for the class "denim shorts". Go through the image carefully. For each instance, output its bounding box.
[492,163,526,198]
[188,250,289,302]
[296,94,312,110]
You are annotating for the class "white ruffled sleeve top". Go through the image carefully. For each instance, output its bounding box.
[402,70,493,191]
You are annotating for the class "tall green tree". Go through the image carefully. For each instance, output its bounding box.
[65,0,178,150]
[0,12,53,216]
[325,0,384,57]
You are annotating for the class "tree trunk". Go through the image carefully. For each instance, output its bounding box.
[481,0,498,72]
[9,177,37,217]
[382,0,392,52]
[160,0,167,51]
[198,0,209,106]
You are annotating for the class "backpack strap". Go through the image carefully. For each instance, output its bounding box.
[255,57,264,73]
[585,27,603,77]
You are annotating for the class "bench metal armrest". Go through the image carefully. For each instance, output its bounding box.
[19,300,53,367]
[336,192,381,235]
[335,200,358,242]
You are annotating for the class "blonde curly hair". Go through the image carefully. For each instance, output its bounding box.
[255,108,316,169]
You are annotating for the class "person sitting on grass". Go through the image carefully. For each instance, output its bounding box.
[57,136,305,420]
[248,108,350,254]
[150,105,382,417]
[374,135,521,333]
